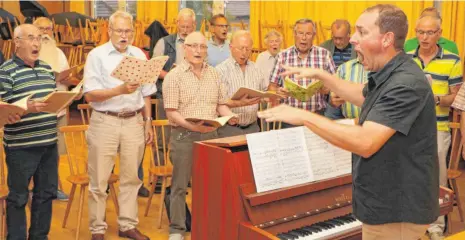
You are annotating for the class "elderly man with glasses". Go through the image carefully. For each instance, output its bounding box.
[83,10,155,240]
[0,23,57,240]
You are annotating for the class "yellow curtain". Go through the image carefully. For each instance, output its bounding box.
[69,1,86,14]
[250,1,433,49]
[137,0,179,23]
[441,0,465,60]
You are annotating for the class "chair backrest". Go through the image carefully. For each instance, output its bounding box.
[448,119,462,172]
[59,125,89,176]
[78,104,92,125]
[150,99,159,119]
[259,101,282,132]
[148,120,171,169]
[0,129,5,185]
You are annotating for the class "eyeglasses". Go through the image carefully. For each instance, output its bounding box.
[295,31,314,38]
[111,28,134,36]
[233,46,252,52]
[213,24,229,29]
[416,29,440,36]
[38,26,53,31]
[185,44,208,51]
[16,36,42,43]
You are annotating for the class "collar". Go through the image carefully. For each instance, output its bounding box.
[12,54,40,68]
[227,56,251,67]
[413,44,443,60]
[291,45,314,57]
[105,41,134,56]
[209,39,228,47]
[176,35,185,44]
[367,51,409,87]
[334,43,352,52]
[179,59,209,72]
[266,50,279,59]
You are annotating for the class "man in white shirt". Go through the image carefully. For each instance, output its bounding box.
[255,30,283,82]
[34,17,76,202]
[83,11,155,240]
[216,30,267,137]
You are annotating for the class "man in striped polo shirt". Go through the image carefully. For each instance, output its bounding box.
[408,15,463,240]
[216,30,267,137]
[0,24,58,239]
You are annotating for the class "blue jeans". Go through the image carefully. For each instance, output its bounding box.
[5,144,58,240]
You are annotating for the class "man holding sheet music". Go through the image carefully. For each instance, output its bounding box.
[259,5,439,240]
[83,11,153,240]
[163,32,237,240]
[216,30,268,137]
[0,24,59,240]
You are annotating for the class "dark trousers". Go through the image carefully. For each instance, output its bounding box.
[5,144,58,240]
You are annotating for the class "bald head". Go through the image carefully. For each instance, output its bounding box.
[14,24,40,39]
[416,15,441,29]
[230,30,253,45]
[184,32,206,45]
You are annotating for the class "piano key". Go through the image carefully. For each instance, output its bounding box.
[307,218,362,240]
[277,234,289,240]
[280,216,362,240]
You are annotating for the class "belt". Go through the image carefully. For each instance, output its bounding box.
[96,108,143,119]
[233,122,255,129]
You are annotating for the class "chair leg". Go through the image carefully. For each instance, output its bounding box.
[447,214,452,234]
[452,179,464,222]
[62,184,77,228]
[0,200,4,239]
[158,177,167,229]
[145,175,158,217]
[109,183,119,216]
[75,185,86,240]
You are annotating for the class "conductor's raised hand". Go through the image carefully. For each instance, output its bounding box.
[257,104,308,126]
[280,65,323,80]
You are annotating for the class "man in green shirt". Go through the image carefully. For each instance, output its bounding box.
[404,7,459,55]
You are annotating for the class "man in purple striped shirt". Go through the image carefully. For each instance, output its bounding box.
[268,18,336,128]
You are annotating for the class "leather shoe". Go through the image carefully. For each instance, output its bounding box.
[138,186,150,198]
[91,233,104,240]
[119,228,150,240]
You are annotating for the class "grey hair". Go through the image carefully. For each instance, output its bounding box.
[14,24,38,38]
[177,8,196,22]
[109,10,133,28]
[416,15,441,29]
[331,19,351,34]
[231,30,253,45]
[264,30,283,44]
[293,18,316,33]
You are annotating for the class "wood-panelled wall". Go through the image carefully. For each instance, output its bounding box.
[0,0,69,22]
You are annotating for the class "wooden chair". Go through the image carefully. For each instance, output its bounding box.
[0,130,7,238]
[150,99,160,120]
[77,104,92,125]
[258,20,285,50]
[447,120,464,231]
[144,120,172,229]
[259,101,281,132]
[60,125,119,240]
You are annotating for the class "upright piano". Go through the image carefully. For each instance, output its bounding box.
[191,135,454,240]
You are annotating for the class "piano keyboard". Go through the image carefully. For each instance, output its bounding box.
[276,214,362,240]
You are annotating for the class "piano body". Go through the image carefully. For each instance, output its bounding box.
[191,135,454,240]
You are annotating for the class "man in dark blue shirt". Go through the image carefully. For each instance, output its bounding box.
[259,4,438,239]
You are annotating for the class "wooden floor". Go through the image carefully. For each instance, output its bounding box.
[33,111,465,239]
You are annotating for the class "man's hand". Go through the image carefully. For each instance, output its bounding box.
[257,104,309,126]
[6,113,21,124]
[118,82,140,95]
[145,120,154,144]
[276,87,290,98]
[330,93,345,107]
[227,115,239,126]
[27,100,48,113]
[191,121,217,133]
[61,75,81,86]
[237,94,261,107]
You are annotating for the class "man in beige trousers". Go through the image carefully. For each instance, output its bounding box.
[83,10,154,240]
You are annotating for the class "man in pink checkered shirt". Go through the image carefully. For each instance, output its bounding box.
[268,18,336,128]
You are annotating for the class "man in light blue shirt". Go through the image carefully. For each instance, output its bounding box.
[207,14,230,66]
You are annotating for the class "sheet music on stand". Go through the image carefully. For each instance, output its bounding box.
[246,120,353,193]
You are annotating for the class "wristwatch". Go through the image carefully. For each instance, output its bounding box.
[435,96,441,105]
[144,117,153,122]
